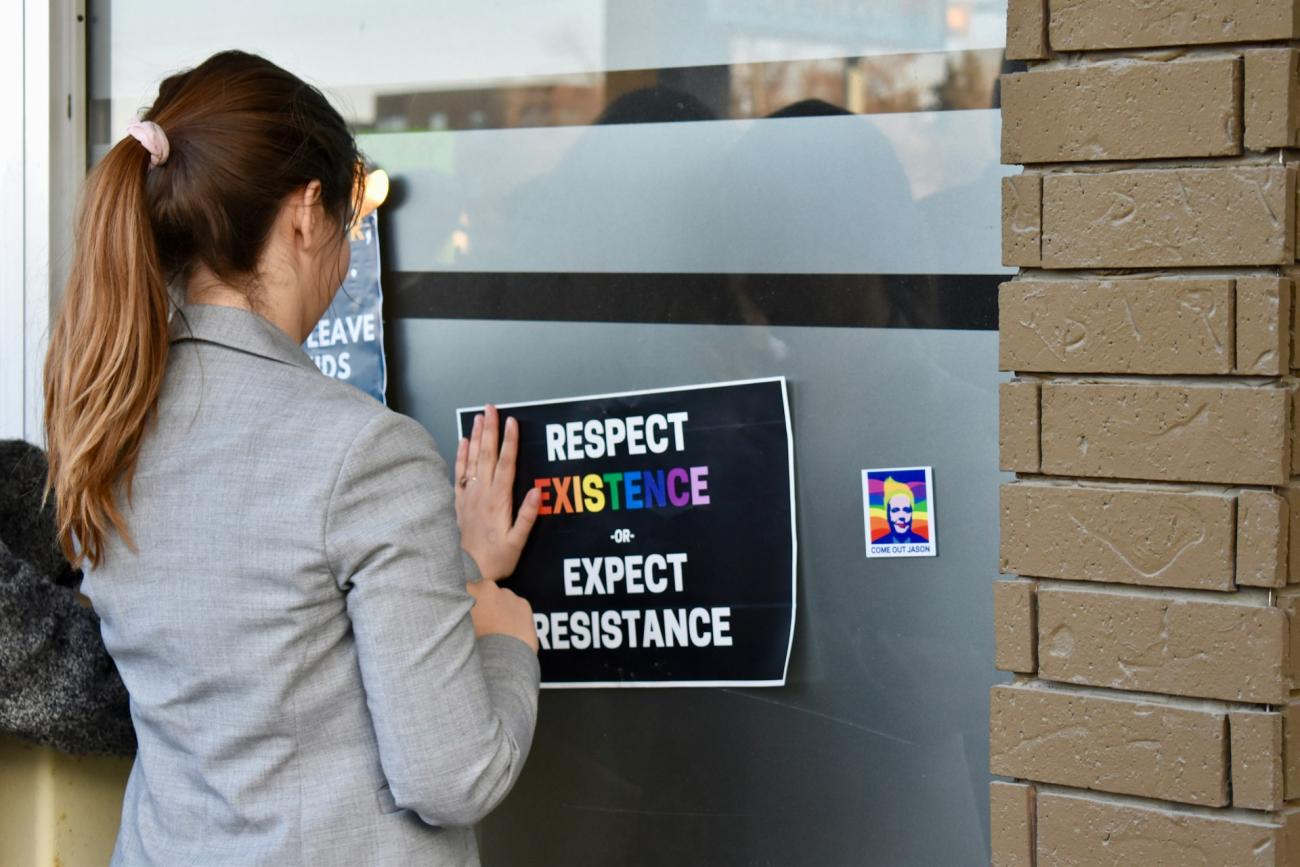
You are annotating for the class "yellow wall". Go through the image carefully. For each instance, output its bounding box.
[0,735,131,867]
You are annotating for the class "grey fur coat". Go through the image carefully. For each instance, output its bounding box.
[0,439,135,754]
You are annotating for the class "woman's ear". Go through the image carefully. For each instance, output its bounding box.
[293,180,325,250]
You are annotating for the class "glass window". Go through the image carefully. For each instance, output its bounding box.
[89,3,1013,862]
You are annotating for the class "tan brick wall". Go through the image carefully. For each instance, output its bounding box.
[1047,0,1300,50]
[990,683,1230,805]
[1040,167,1296,269]
[1240,276,1294,375]
[1006,0,1049,60]
[1245,49,1300,150]
[989,781,1035,866]
[1002,59,1241,163]
[1036,790,1286,865]
[998,382,1040,473]
[1239,491,1291,588]
[1038,382,1290,485]
[993,580,1037,672]
[1286,701,1300,797]
[1036,587,1290,703]
[1000,279,1236,375]
[1001,175,1041,267]
[1233,711,1287,810]
[1000,484,1237,590]
[994,3,1300,861]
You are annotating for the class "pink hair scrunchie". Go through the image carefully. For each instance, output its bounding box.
[126,120,170,169]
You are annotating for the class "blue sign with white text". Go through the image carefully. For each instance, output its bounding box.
[303,211,387,404]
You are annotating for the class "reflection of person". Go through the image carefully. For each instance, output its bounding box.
[874,477,928,544]
[0,440,135,755]
[489,84,719,278]
[43,51,542,865]
[594,85,713,125]
[720,96,934,329]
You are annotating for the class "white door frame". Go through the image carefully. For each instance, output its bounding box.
[1,0,86,443]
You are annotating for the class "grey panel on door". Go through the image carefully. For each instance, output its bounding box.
[392,318,1002,867]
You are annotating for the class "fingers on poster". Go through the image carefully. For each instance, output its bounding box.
[863,466,936,558]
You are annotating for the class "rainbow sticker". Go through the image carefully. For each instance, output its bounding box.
[863,466,936,558]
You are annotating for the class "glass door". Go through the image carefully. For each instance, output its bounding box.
[89,3,1014,862]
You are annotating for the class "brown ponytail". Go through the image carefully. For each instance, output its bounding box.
[44,51,363,567]
[44,139,170,568]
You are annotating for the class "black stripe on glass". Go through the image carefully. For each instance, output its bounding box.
[385,271,1000,330]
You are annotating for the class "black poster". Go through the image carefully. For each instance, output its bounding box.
[457,378,796,687]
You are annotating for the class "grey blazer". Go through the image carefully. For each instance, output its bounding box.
[83,305,540,866]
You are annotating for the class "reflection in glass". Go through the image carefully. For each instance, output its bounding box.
[369,50,1004,133]
[88,0,1008,136]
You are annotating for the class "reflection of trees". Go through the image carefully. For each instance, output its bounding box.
[932,51,993,110]
[856,56,923,114]
[365,49,1003,133]
[857,51,995,115]
[731,58,849,118]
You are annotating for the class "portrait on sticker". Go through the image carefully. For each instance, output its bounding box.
[863,466,936,558]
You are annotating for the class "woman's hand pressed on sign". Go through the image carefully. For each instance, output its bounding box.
[456,405,542,653]
[455,404,542,583]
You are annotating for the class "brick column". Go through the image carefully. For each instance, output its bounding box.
[995,1,1300,863]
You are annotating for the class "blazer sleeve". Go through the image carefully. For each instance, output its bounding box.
[324,411,540,828]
